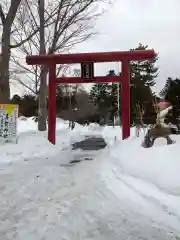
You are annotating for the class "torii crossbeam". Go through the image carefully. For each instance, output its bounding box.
[26,49,155,145]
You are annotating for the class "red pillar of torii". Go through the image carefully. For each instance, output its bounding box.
[26,50,155,145]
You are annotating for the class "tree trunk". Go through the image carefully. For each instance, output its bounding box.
[0,29,11,102]
[105,111,111,125]
[38,0,47,131]
[0,0,21,102]
[38,67,47,131]
[68,92,74,129]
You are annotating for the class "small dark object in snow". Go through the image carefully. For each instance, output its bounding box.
[70,160,81,163]
[71,137,107,151]
[70,157,93,164]
[84,157,93,160]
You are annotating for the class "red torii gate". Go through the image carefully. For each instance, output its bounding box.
[26,50,155,145]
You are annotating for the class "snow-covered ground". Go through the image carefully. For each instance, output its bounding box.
[0,118,180,240]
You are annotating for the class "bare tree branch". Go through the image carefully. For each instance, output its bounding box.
[0,4,5,24]
[12,75,37,95]
[0,0,22,100]
[10,15,58,48]
[10,29,40,49]
[11,0,111,95]
[10,0,62,49]
[5,0,22,27]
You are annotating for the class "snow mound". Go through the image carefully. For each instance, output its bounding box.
[110,135,180,196]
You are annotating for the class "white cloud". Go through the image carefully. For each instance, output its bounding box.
[11,0,180,96]
[72,0,180,92]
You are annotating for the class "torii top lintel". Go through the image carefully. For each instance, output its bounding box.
[26,50,155,65]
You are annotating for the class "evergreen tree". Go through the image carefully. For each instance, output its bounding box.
[130,43,159,124]
[159,77,173,99]
[90,83,110,108]
[160,77,180,125]
[106,70,120,120]
[90,44,159,125]
[90,70,118,106]
[90,70,119,123]
[90,83,110,123]
[130,43,159,87]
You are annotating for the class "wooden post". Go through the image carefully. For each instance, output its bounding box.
[48,64,56,144]
[121,60,130,139]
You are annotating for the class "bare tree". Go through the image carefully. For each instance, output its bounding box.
[10,0,110,130]
[0,0,22,101]
[11,0,108,84]
[0,0,57,101]
[135,103,146,137]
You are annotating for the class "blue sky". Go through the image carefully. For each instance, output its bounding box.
[72,0,180,93]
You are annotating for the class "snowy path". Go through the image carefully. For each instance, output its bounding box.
[0,120,180,239]
[0,150,179,239]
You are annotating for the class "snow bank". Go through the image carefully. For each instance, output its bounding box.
[18,117,38,132]
[110,134,180,196]
[0,117,73,163]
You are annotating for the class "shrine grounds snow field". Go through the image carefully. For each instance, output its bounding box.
[1,118,180,239]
